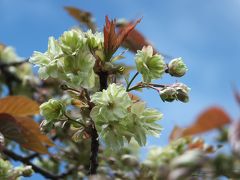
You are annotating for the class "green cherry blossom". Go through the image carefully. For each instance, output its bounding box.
[40,99,65,121]
[60,29,86,55]
[90,83,132,123]
[85,30,103,50]
[125,102,163,146]
[135,46,165,83]
[30,29,98,89]
[29,37,63,79]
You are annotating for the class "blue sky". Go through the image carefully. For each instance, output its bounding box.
[1,0,240,179]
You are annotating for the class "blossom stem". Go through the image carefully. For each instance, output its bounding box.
[126,72,139,91]
[64,112,86,128]
[127,82,165,92]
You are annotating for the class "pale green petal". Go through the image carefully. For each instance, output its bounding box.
[131,102,145,116]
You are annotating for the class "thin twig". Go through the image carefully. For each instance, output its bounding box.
[2,149,62,179]
[63,112,86,128]
[126,72,139,91]
[23,153,39,161]
[127,82,165,92]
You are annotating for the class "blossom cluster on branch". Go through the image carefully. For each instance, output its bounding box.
[29,18,189,152]
[0,10,239,180]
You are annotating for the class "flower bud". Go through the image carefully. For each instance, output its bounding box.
[168,58,187,77]
[173,83,190,103]
[107,157,116,165]
[22,166,34,177]
[159,87,177,102]
[40,99,65,121]
[121,154,139,167]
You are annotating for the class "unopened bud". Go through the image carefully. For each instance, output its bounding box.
[172,83,190,103]
[168,58,187,77]
[107,157,116,165]
[121,154,139,167]
[159,87,177,102]
[22,166,34,177]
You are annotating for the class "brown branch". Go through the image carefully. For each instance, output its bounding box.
[23,152,39,161]
[0,59,29,95]
[98,71,108,91]
[0,59,29,68]
[2,148,75,179]
[88,124,99,175]
[87,70,108,175]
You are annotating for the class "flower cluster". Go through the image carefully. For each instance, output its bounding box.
[29,29,103,89]
[135,45,188,82]
[90,83,162,149]
[31,18,189,153]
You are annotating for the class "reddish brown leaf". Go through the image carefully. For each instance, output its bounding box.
[0,113,54,154]
[0,96,39,116]
[104,16,141,61]
[169,107,231,140]
[183,107,231,136]
[0,113,25,144]
[64,6,96,31]
[16,117,51,154]
[182,107,231,136]
[16,116,55,147]
[188,138,215,153]
[117,23,157,54]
